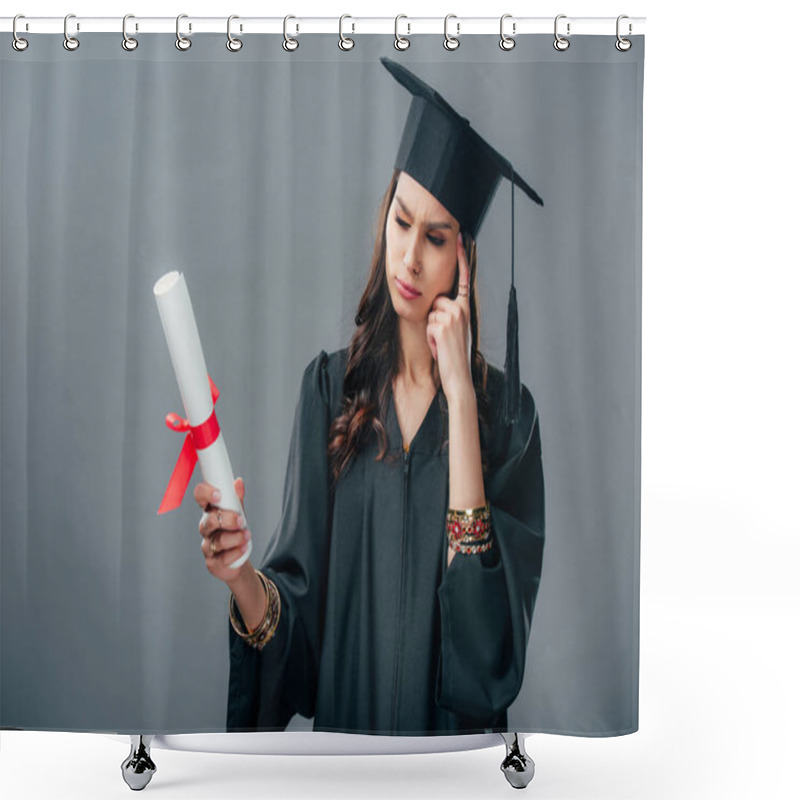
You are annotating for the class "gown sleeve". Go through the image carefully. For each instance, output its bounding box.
[227,350,334,731]
[436,376,545,723]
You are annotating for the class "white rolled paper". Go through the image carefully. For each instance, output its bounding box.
[154,270,252,569]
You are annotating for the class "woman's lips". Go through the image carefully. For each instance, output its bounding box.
[396,277,421,300]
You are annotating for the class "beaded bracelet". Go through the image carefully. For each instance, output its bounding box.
[447,503,493,555]
[229,570,281,651]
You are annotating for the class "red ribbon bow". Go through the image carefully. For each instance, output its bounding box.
[158,375,220,515]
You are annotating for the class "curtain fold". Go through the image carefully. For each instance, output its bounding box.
[1,32,643,735]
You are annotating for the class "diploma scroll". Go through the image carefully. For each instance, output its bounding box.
[154,271,252,570]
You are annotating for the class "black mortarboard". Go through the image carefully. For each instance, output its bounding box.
[380,56,543,423]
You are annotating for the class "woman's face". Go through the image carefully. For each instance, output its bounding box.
[385,171,460,323]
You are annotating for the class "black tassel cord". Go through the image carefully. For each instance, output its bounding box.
[504,173,521,424]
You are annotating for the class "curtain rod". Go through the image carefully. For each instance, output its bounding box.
[0,16,646,36]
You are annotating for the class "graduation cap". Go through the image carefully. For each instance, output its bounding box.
[380,56,543,424]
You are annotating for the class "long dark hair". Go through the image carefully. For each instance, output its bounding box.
[328,169,491,483]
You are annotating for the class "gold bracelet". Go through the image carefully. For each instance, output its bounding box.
[228,571,267,638]
[450,539,494,555]
[248,575,280,650]
[447,503,492,546]
[229,570,281,651]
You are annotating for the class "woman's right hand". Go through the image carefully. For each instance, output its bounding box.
[194,478,251,586]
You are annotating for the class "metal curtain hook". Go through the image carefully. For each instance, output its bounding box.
[176,14,191,51]
[122,14,138,51]
[283,15,299,51]
[339,14,354,50]
[500,14,515,51]
[63,13,80,51]
[12,14,29,52]
[616,14,632,51]
[394,15,410,51]
[553,14,570,51]
[444,14,460,51]
[227,15,243,52]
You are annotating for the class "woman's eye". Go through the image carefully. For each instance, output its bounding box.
[394,215,443,246]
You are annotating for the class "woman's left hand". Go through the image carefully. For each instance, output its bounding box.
[427,233,474,402]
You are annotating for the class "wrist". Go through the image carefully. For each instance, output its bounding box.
[447,382,477,413]
[226,560,257,594]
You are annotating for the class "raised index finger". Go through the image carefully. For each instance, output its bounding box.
[456,232,470,314]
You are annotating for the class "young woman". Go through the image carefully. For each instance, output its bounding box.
[194,60,545,736]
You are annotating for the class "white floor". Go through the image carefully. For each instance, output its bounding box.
[2,596,797,799]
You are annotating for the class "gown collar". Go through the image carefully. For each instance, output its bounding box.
[387,384,445,456]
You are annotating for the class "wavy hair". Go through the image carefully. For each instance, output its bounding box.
[328,169,491,483]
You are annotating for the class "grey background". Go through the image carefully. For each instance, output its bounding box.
[0,34,642,735]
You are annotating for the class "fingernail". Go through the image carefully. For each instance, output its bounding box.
[244,530,251,542]
[212,490,221,503]
[237,515,245,528]
[458,232,463,246]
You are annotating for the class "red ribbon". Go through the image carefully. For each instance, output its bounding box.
[158,375,221,515]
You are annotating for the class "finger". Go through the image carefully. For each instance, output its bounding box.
[431,295,456,312]
[234,477,245,504]
[204,529,250,559]
[199,508,247,537]
[204,529,249,558]
[222,539,252,568]
[430,299,457,327]
[430,298,466,330]
[427,325,438,361]
[431,295,468,326]
[194,482,222,510]
[456,232,470,314]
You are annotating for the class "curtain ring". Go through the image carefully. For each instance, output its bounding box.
[443,14,460,51]
[499,14,515,51]
[615,15,632,52]
[176,14,191,51]
[394,15,410,51]
[63,13,80,51]
[227,15,243,52]
[122,14,138,51]
[12,15,29,52]
[283,15,299,52]
[553,14,570,51]
[339,15,355,51]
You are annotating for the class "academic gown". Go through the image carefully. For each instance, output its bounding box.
[227,347,544,735]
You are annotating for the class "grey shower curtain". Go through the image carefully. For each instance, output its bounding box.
[1,32,643,735]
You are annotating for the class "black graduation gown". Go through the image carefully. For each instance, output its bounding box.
[227,348,544,735]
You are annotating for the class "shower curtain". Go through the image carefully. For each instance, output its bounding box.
[1,30,643,737]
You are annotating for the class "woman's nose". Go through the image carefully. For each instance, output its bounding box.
[403,238,422,274]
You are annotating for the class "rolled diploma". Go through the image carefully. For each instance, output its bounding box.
[154,271,252,569]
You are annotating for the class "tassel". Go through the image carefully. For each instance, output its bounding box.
[504,170,520,424]
[504,284,520,424]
